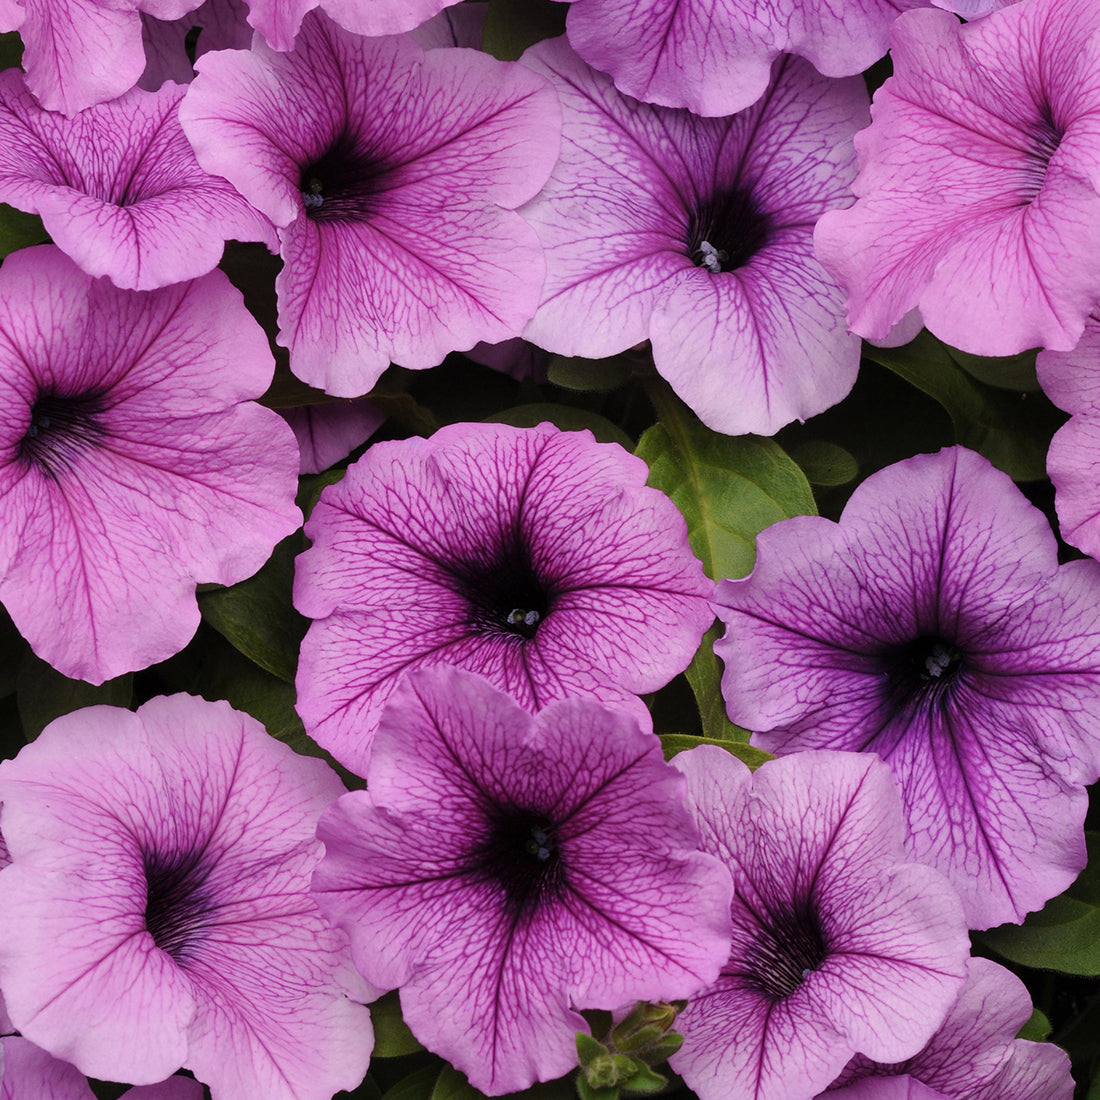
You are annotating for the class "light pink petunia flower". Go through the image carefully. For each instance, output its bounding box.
[0,246,301,684]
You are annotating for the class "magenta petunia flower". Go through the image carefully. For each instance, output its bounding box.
[1037,313,1100,561]
[826,956,1074,1100]
[0,72,275,291]
[294,421,713,774]
[0,246,301,684]
[180,12,560,396]
[0,1038,204,1100]
[0,694,372,1100]
[0,0,202,115]
[139,0,251,91]
[713,446,1100,928]
[814,0,1100,356]
[669,746,969,1100]
[279,400,384,475]
[520,39,866,436]
[557,0,922,118]
[312,665,733,1096]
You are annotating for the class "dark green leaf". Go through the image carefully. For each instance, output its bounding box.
[371,992,425,1058]
[0,204,48,260]
[619,1064,666,1095]
[429,1067,482,1100]
[575,1079,618,1100]
[486,403,635,450]
[0,607,24,699]
[482,0,566,60]
[380,1067,440,1100]
[1017,1007,1052,1042]
[863,332,1064,481]
[198,533,307,682]
[637,383,816,583]
[789,440,859,488]
[977,832,1100,976]
[547,354,632,393]
[659,733,771,770]
[299,468,348,518]
[16,652,132,739]
[949,347,1041,392]
[342,1074,385,1100]
[0,31,24,70]
[683,625,751,742]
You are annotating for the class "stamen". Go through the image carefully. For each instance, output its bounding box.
[696,240,728,274]
[507,608,541,629]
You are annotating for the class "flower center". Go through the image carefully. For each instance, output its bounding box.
[143,848,213,963]
[18,390,106,478]
[454,539,552,641]
[881,635,966,712]
[299,131,389,223]
[687,186,771,273]
[742,900,827,1000]
[477,810,563,916]
[1020,102,1063,204]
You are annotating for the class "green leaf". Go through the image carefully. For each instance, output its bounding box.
[16,652,132,739]
[637,383,816,582]
[0,31,24,70]
[486,403,635,450]
[576,1033,610,1066]
[482,0,566,60]
[789,440,859,487]
[371,992,425,1058]
[429,1067,482,1100]
[0,203,48,259]
[949,347,1041,392]
[381,1067,440,1100]
[659,733,771,770]
[1017,1007,1052,1042]
[299,468,347,518]
[547,354,633,393]
[198,533,307,683]
[683,625,751,742]
[862,331,1064,481]
[619,1065,666,1095]
[977,832,1100,976]
[575,1078,618,1100]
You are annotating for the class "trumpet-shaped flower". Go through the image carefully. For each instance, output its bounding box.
[294,421,713,774]
[669,747,968,1100]
[521,39,866,436]
[815,0,1100,356]
[139,0,251,91]
[714,447,1100,928]
[180,12,560,396]
[0,694,372,1100]
[826,957,1074,1100]
[0,72,275,291]
[312,666,733,1095]
[0,246,300,684]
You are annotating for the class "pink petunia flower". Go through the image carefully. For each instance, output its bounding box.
[180,12,560,396]
[312,665,733,1095]
[293,421,713,774]
[0,695,373,1100]
[0,246,300,684]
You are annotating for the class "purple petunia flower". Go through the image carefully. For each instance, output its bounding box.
[520,39,866,437]
[0,0,202,115]
[669,746,969,1100]
[825,956,1074,1100]
[293,421,714,774]
[0,1038,204,1100]
[180,12,560,397]
[279,400,384,474]
[814,0,1100,356]
[1037,313,1100,561]
[0,694,372,1100]
[139,0,251,91]
[0,246,300,684]
[312,665,733,1096]
[0,72,275,291]
[713,446,1100,928]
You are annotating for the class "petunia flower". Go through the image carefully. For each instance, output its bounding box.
[0,72,275,291]
[1036,312,1100,561]
[312,665,733,1096]
[179,11,560,396]
[520,38,866,437]
[139,0,251,91]
[0,694,373,1100]
[293,421,713,774]
[0,1038,204,1100]
[814,0,1100,356]
[713,446,1100,928]
[0,0,203,115]
[279,400,384,474]
[669,746,969,1100]
[825,956,1074,1100]
[0,245,301,684]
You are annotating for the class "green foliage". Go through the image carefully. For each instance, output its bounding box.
[371,992,425,1058]
[659,733,771,769]
[0,203,48,259]
[381,1067,440,1100]
[16,652,132,739]
[547,354,634,393]
[977,832,1100,975]
[863,332,1064,482]
[682,625,750,742]
[1017,1007,1052,1042]
[486,403,635,450]
[482,0,566,60]
[198,533,308,683]
[636,382,816,583]
[789,440,859,488]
